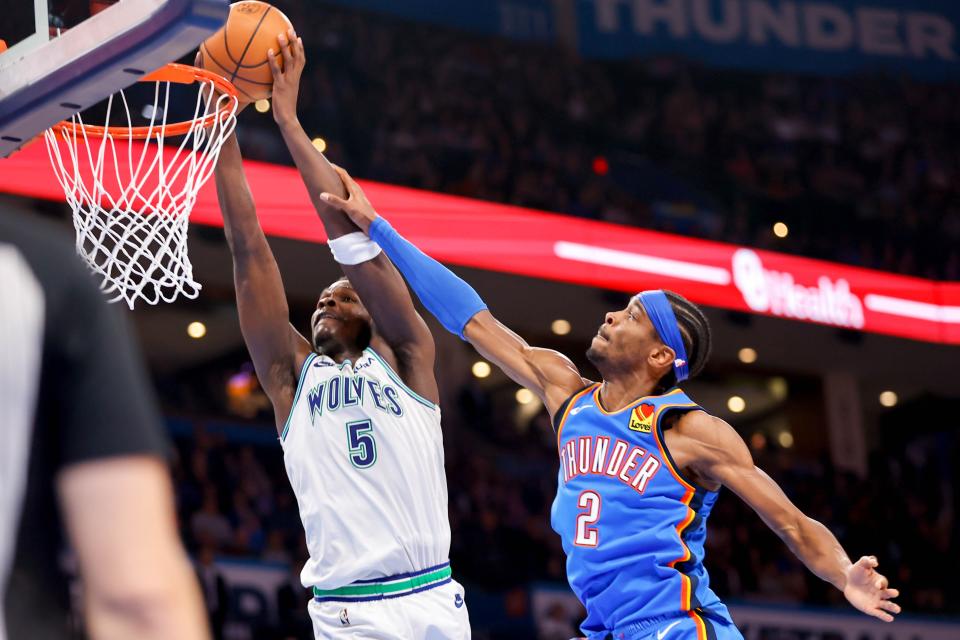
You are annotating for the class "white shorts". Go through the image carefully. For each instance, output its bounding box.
[308,579,471,639]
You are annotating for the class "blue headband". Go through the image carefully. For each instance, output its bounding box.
[635,290,690,383]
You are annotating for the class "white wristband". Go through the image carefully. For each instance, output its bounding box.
[328,232,382,265]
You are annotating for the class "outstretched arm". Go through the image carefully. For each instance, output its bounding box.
[215,130,310,430]
[268,29,437,401]
[318,168,586,417]
[677,412,901,622]
[462,311,587,415]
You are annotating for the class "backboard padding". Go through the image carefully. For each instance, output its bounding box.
[0,0,228,157]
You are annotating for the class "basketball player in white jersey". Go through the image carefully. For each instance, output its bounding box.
[210,31,469,639]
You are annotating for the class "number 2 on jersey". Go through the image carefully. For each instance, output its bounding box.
[574,490,601,547]
[346,419,377,468]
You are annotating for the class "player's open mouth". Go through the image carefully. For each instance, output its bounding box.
[313,313,342,330]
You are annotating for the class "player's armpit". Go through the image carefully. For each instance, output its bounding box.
[680,413,853,590]
[340,254,439,404]
[464,311,586,417]
[681,413,811,537]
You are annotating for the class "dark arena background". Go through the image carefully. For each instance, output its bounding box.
[2,1,959,638]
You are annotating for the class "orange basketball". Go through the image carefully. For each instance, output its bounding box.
[198,1,293,102]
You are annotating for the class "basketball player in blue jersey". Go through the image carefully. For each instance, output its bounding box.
[209,33,470,638]
[318,168,902,640]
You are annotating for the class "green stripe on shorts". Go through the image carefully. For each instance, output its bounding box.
[312,565,452,598]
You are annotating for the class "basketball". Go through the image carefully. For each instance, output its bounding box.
[198,1,293,102]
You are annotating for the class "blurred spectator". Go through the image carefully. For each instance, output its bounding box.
[276,559,312,640]
[191,486,233,548]
[262,530,292,565]
[538,603,579,640]
[196,546,229,640]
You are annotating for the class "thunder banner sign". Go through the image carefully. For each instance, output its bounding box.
[297,0,960,80]
[577,0,960,78]
[1,142,958,344]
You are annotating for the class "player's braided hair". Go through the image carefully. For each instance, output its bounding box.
[655,290,712,392]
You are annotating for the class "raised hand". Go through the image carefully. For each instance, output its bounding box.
[320,165,380,233]
[843,556,901,622]
[267,27,305,126]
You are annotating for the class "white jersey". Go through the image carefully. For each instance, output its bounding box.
[280,347,451,590]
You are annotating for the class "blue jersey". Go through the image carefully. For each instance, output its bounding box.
[550,384,734,639]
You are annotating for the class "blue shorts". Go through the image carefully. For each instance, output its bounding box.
[592,611,743,640]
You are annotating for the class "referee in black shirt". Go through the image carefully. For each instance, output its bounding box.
[0,210,210,640]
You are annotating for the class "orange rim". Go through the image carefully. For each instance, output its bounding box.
[52,63,239,139]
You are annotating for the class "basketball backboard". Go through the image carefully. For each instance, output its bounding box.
[0,0,229,157]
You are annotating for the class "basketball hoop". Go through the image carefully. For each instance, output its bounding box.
[44,63,239,308]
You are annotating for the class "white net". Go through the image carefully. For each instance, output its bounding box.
[44,72,238,308]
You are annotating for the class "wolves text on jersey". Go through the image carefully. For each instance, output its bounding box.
[560,436,662,495]
[307,374,404,424]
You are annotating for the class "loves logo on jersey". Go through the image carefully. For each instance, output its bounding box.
[629,403,655,433]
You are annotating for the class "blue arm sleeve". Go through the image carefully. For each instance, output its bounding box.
[369,217,488,339]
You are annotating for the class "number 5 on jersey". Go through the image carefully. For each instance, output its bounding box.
[575,490,601,547]
[346,419,377,468]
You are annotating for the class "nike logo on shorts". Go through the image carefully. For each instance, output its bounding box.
[657,620,682,640]
[454,593,464,608]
